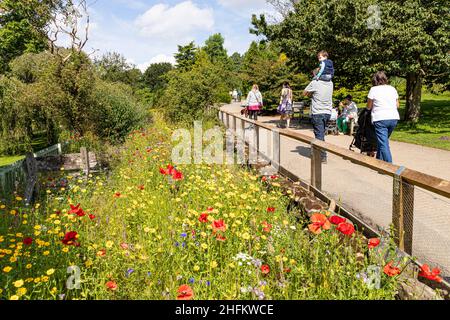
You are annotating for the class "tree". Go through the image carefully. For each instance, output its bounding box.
[0,0,60,72]
[252,0,450,122]
[204,33,228,63]
[160,50,230,123]
[142,62,173,92]
[174,42,198,71]
[241,41,308,109]
[94,52,142,88]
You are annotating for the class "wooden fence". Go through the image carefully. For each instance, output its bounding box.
[0,143,65,199]
[219,109,450,255]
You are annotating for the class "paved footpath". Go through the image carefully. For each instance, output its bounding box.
[221,102,450,277]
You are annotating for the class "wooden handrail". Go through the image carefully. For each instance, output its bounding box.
[220,109,450,199]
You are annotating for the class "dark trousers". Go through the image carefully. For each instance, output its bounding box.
[249,110,258,121]
[373,120,398,163]
[311,113,331,159]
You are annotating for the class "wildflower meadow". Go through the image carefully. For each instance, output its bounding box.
[0,117,408,300]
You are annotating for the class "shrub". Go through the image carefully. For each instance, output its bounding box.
[160,51,230,124]
[91,81,147,143]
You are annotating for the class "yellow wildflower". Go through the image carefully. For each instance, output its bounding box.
[14,280,24,288]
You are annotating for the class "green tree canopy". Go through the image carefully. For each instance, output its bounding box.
[0,0,60,72]
[94,52,142,88]
[174,42,198,71]
[142,62,174,92]
[252,0,450,122]
[204,33,228,63]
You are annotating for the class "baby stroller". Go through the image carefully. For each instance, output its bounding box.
[349,108,377,156]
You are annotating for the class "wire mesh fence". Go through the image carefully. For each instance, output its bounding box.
[220,110,450,279]
[411,185,450,278]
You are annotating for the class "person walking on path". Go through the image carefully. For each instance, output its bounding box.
[303,70,334,163]
[337,95,358,135]
[366,71,400,163]
[246,84,263,121]
[277,82,294,128]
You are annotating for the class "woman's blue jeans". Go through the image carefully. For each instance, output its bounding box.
[373,120,398,163]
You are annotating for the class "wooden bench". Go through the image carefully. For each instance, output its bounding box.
[292,101,311,125]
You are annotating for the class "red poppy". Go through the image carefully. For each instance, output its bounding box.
[88,214,96,220]
[337,222,355,236]
[284,268,291,274]
[418,264,442,283]
[262,221,272,233]
[106,281,118,291]
[137,185,145,190]
[261,176,267,182]
[146,148,152,153]
[267,207,275,213]
[177,285,194,300]
[61,231,80,246]
[69,204,85,217]
[159,167,167,175]
[308,213,331,235]
[114,192,121,198]
[261,265,270,275]
[383,262,401,277]
[97,249,106,257]
[270,175,278,180]
[212,219,227,232]
[198,213,209,223]
[216,234,227,242]
[172,170,184,181]
[329,215,346,225]
[368,238,381,249]
[207,207,214,212]
[23,237,33,245]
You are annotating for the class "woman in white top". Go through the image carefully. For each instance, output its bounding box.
[246,84,263,120]
[366,71,400,163]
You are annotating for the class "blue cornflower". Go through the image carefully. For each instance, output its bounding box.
[189,277,195,284]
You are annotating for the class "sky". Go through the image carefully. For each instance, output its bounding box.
[78,0,277,71]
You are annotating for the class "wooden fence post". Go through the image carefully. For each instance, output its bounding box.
[249,124,259,165]
[24,153,38,205]
[272,129,281,171]
[310,142,322,190]
[392,169,415,254]
[236,118,246,164]
[80,147,90,176]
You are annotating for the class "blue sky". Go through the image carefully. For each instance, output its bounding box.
[81,0,276,70]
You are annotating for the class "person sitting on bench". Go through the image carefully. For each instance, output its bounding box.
[337,95,358,135]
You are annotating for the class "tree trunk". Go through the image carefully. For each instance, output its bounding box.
[404,72,422,123]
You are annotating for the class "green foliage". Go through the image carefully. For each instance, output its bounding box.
[0,0,59,72]
[161,51,230,123]
[241,42,310,110]
[0,50,149,155]
[142,62,173,92]
[252,0,450,121]
[204,33,228,63]
[94,52,143,89]
[91,81,147,143]
[174,42,198,71]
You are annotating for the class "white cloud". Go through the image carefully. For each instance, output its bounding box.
[135,1,214,39]
[137,54,176,72]
[218,0,268,10]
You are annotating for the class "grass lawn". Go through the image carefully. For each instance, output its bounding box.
[0,132,49,168]
[392,92,450,151]
[0,155,24,167]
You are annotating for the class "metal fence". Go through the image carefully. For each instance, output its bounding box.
[219,109,450,279]
[0,143,65,199]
